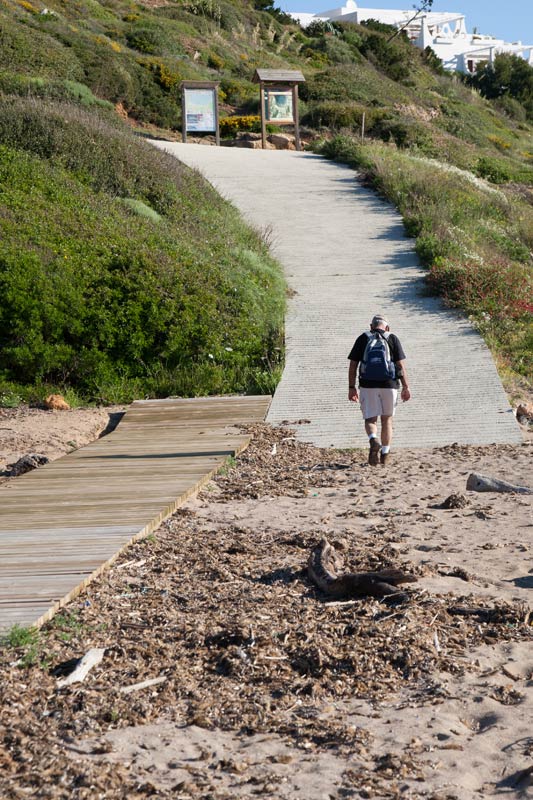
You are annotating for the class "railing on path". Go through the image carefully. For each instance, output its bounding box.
[0,396,270,631]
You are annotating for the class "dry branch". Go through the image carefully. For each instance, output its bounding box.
[308,538,417,599]
[119,676,167,695]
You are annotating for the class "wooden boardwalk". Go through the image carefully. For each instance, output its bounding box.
[0,396,270,632]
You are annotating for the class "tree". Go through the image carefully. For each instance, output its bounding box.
[468,53,533,119]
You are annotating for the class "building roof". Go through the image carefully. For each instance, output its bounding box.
[253,69,306,84]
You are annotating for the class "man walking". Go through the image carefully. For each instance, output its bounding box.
[348,315,410,466]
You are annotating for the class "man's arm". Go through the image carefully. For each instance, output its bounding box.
[396,359,411,402]
[348,360,358,402]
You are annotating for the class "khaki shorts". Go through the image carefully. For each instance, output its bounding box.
[359,387,398,419]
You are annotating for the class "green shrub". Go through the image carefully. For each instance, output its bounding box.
[307,35,354,65]
[62,33,137,106]
[427,257,533,322]
[146,60,182,91]
[303,63,412,107]
[480,225,531,263]
[304,100,366,130]
[0,97,176,206]
[128,65,182,128]
[1,624,43,667]
[415,235,450,265]
[475,155,512,184]
[219,115,261,136]
[2,624,39,648]
[338,23,363,52]
[0,101,286,401]
[358,28,413,82]
[0,389,22,408]
[373,117,435,152]
[238,95,261,115]
[126,26,166,55]
[0,72,114,110]
[360,18,397,36]
[151,6,200,36]
[437,101,490,146]
[207,52,225,71]
[0,10,84,81]
[317,134,375,171]
[217,4,240,31]
[62,80,114,109]
[421,46,445,75]
[220,78,257,107]
[302,47,329,66]
[305,19,339,37]
[184,0,222,24]
[493,94,528,122]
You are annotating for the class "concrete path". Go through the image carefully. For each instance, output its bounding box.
[153,143,522,449]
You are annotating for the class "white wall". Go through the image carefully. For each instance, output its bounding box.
[293,1,533,73]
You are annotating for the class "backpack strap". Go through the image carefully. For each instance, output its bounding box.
[360,330,397,373]
[374,330,396,360]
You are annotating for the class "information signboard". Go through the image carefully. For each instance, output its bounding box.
[253,70,305,151]
[184,88,217,132]
[264,89,294,123]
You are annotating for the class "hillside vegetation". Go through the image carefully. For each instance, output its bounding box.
[0,99,285,403]
[0,0,532,401]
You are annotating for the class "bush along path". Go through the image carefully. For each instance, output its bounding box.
[156,142,523,449]
[317,136,533,399]
[0,100,286,404]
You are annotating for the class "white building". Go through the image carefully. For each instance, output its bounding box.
[291,0,533,74]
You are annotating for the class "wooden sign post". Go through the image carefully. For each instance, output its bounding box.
[181,81,220,145]
[253,70,305,151]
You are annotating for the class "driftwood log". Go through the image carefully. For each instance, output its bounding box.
[56,648,105,688]
[466,472,533,495]
[308,538,417,599]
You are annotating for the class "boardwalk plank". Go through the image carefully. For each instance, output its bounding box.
[0,396,270,631]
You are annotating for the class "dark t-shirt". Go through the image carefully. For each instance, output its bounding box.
[348,331,406,389]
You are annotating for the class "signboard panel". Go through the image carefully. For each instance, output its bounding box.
[184,88,217,132]
[264,89,294,123]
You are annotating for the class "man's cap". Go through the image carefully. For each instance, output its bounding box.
[370,314,389,328]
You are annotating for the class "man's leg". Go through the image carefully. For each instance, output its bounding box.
[365,416,381,465]
[380,415,393,447]
[380,414,393,465]
[359,390,381,465]
[365,416,378,439]
[377,389,398,466]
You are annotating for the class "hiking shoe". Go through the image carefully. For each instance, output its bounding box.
[380,451,390,466]
[368,438,381,466]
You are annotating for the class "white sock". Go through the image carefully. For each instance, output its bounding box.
[369,433,378,441]
[381,445,390,454]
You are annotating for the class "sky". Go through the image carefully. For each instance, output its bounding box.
[278,0,533,47]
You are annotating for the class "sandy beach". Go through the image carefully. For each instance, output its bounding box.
[0,406,532,799]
